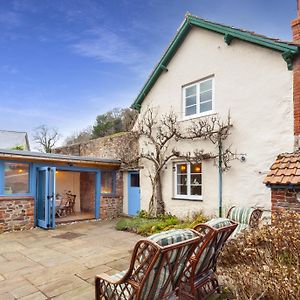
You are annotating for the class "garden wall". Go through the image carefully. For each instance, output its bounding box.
[0,196,34,233]
[271,188,300,213]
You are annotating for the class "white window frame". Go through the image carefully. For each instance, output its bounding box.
[182,77,215,120]
[173,162,202,200]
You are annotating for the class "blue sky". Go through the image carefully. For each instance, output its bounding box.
[0,0,298,147]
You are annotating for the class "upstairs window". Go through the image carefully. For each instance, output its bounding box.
[183,77,214,119]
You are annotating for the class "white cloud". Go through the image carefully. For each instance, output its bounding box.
[72,27,144,65]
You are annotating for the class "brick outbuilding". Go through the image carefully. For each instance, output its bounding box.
[264,152,300,214]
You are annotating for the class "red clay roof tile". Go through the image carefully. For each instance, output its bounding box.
[264,152,300,186]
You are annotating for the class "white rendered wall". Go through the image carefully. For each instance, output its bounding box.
[56,171,81,212]
[138,27,294,218]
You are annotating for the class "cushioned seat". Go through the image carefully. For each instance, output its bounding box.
[180,218,237,299]
[95,228,201,300]
[227,206,263,237]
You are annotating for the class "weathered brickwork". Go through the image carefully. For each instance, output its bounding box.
[292,11,300,141]
[271,188,300,213]
[80,172,95,213]
[100,171,123,219]
[0,197,34,233]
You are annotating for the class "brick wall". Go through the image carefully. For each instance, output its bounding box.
[80,172,95,213]
[0,197,34,233]
[292,8,300,142]
[100,171,123,219]
[271,188,300,213]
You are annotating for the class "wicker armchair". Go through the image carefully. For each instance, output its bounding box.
[180,218,237,299]
[227,206,263,238]
[95,229,201,300]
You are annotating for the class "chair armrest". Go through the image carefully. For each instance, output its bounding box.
[95,273,119,284]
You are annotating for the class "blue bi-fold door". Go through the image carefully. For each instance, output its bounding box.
[36,167,56,229]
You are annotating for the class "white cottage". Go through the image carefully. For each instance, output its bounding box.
[126,11,300,218]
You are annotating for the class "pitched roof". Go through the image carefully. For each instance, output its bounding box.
[264,152,300,186]
[132,14,300,111]
[0,130,30,150]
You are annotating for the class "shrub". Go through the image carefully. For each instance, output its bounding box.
[218,211,300,300]
[116,211,208,236]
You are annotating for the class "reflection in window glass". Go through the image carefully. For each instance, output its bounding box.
[175,162,202,199]
[4,162,29,194]
[183,78,213,117]
[130,174,140,187]
[101,172,114,194]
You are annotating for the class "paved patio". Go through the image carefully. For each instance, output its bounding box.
[0,220,141,299]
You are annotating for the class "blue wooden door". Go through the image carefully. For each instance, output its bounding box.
[128,172,140,216]
[37,167,56,229]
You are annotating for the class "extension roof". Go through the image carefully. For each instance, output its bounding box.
[0,149,121,169]
[264,152,300,186]
[132,14,300,111]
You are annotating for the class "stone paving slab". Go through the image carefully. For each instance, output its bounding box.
[0,220,141,299]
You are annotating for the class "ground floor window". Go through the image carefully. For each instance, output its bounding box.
[174,162,202,200]
[4,162,30,194]
[101,171,115,195]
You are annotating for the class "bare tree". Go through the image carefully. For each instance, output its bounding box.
[64,126,92,145]
[121,107,242,217]
[134,108,181,216]
[180,113,244,216]
[33,125,61,153]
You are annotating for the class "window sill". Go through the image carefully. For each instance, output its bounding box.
[0,195,34,201]
[101,193,117,198]
[172,197,203,202]
[180,111,216,122]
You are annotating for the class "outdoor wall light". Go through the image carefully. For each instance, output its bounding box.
[240,155,246,163]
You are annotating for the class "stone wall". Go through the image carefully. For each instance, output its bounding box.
[54,132,138,161]
[0,196,34,233]
[271,188,300,213]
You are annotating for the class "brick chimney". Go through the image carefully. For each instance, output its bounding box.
[292,0,300,148]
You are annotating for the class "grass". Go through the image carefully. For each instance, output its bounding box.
[116,210,208,236]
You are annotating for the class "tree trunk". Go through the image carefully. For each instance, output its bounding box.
[153,172,165,216]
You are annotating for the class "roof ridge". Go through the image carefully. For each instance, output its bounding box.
[132,13,300,111]
[187,14,297,46]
